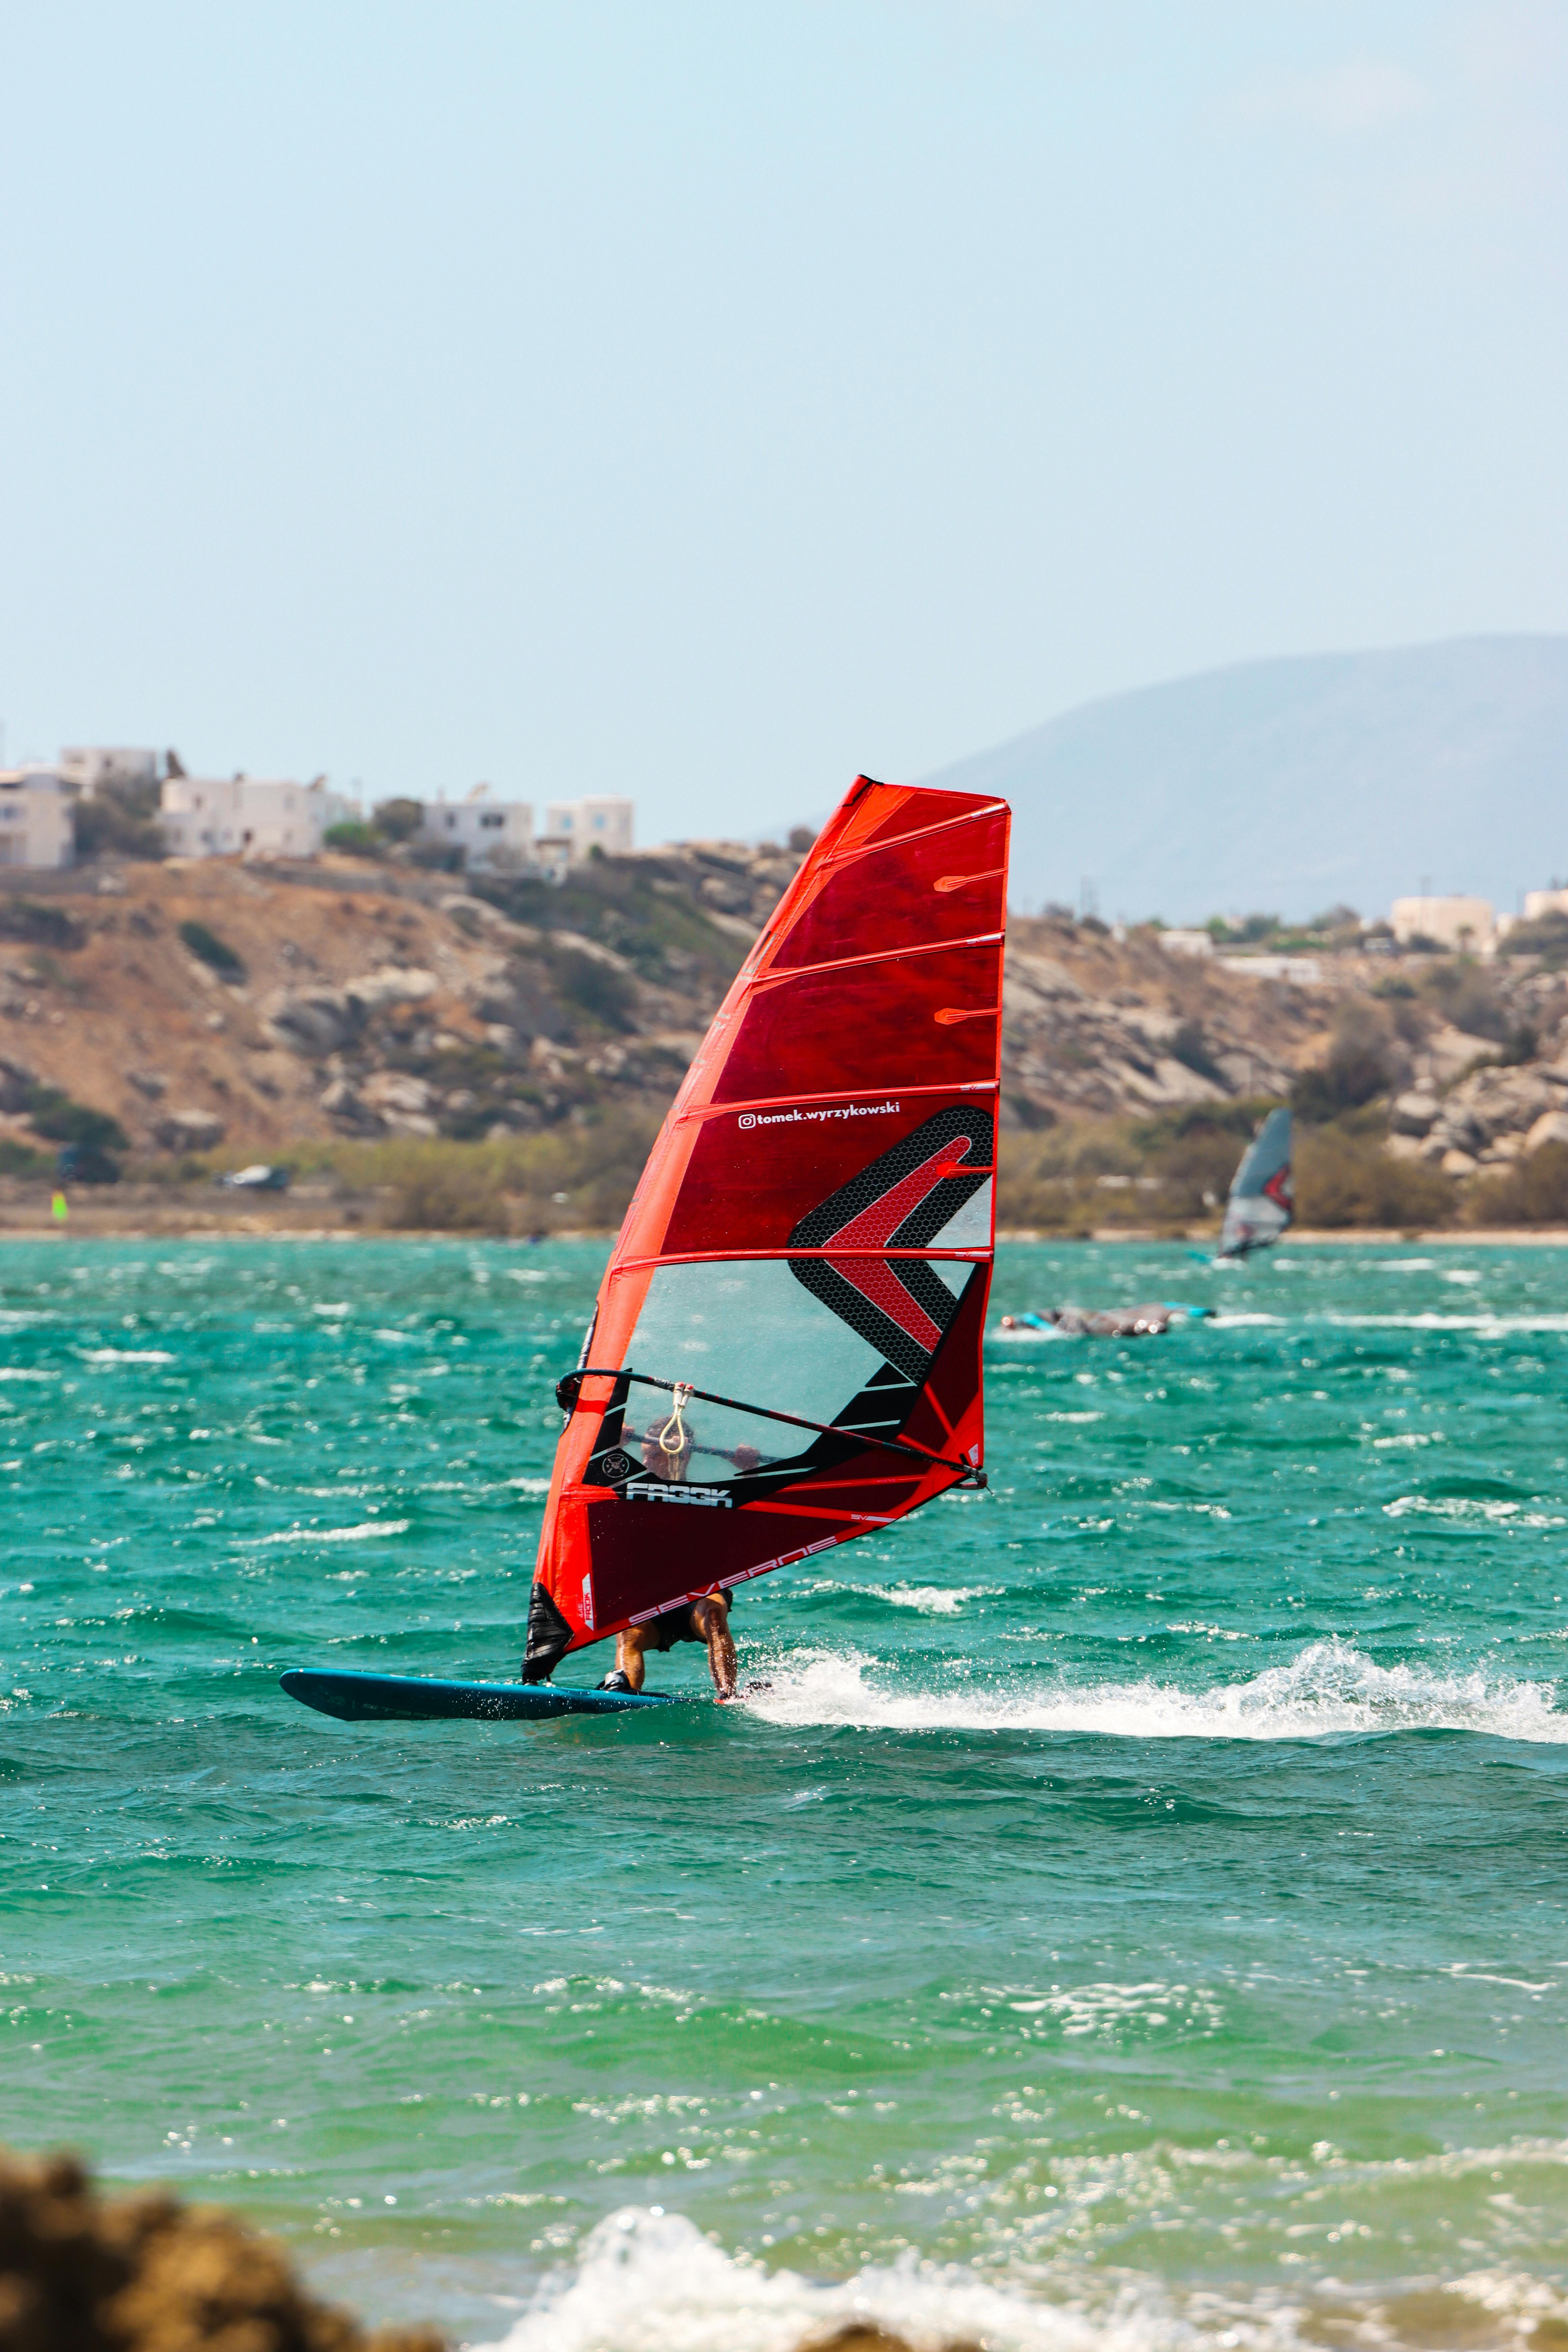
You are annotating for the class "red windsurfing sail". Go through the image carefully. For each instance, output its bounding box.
[523,776,1010,1680]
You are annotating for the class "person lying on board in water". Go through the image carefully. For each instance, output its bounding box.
[999,1304,1212,1338]
[598,1589,739,1701]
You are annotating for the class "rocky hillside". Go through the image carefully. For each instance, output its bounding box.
[0,845,801,1167]
[3,844,1567,1226]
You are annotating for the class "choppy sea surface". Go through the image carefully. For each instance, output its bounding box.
[4,1237,1568,2352]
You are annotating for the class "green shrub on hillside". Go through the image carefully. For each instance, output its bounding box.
[1463,1142,1568,1226]
[372,798,425,843]
[25,1089,128,1155]
[1291,996,1404,1122]
[1295,1129,1454,1229]
[74,791,166,861]
[1497,911,1568,968]
[0,1137,52,1177]
[294,1111,664,1234]
[178,920,245,979]
[551,948,637,1033]
[1416,956,1515,1042]
[0,899,84,951]
[324,821,383,857]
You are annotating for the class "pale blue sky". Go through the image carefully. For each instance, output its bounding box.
[1,2,1563,838]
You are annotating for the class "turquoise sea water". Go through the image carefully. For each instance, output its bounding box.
[4,1237,1568,2352]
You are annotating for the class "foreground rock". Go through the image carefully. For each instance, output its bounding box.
[0,2146,441,2352]
[0,2148,962,2352]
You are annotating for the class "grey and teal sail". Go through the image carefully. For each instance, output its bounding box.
[1218,1107,1292,1258]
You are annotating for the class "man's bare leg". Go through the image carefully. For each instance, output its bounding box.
[691,1593,737,1701]
[613,1626,651,1692]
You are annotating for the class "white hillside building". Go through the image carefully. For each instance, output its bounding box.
[419,786,534,869]
[543,797,633,863]
[160,776,357,860]
[58,748,160,797]
[0,767,74,868]
[1390,895,1495,952]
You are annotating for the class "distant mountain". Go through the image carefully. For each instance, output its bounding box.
[917,635,1568,925]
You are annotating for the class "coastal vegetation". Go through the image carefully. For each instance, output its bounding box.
[303,1113,664,1234]
[177,920,246,981]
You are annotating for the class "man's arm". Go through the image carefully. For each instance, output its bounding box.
[692,1593,738,1701]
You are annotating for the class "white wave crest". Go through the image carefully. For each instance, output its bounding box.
[1384,1496,1564,1526]
[736,1639,1565,1743]
[255,1519,411,1545]
[78,1347,176,1364]
[484,2207,1135,2352]
[1325,1313,1568,1333]
[874,1583,995,1615]
[479,2201,1568,2352]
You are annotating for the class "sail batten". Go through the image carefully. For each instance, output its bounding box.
[746,930,1006,986]
[523,775,1010,1681]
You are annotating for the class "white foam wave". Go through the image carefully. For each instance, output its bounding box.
[255,1519,412,1545]
[480,2200,1568,2352]
[874,1583,996,1615]
[78,1347,176,1364]
[1192,1312,1568,1335]
[737,1639,1566,1743]
[1384,1496,1564,1526]
[1325,1313,1568,1333]
[483,2208,1135,2352]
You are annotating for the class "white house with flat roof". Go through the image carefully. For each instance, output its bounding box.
[160,776,357,860]
[0,767,74,868]
[543,797,633,862]
[58,747,160,797]
[418,786,534,869]
[1390,895,1495,952]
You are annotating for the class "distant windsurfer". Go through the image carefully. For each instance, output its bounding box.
[1216,1107,1293,1260]
[598,1589,739,1702]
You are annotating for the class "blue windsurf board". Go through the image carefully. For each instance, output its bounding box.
[279,1668,676,1723]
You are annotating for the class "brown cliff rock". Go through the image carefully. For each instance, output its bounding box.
[0,2149,441,2352]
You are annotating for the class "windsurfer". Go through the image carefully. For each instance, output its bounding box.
[640,1408,694,1480]
[638,1401,762,1481]
[598,1589,739,1702]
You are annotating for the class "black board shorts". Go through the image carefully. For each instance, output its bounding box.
[646,1589,734,1651]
